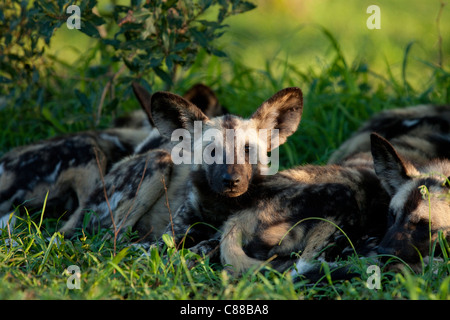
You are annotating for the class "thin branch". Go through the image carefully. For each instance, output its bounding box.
[96,64,127,125]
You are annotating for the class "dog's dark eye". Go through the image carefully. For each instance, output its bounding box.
[244,144,250,153]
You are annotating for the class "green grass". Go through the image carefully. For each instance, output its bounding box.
[1,45,450,298]
[1,210,450,300]
[1,1,450,300]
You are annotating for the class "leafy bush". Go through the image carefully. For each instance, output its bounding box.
[0,0,255,148]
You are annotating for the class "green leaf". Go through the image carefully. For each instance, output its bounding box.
[80,20,101,38]
[199,0,214,10]
[190,28,208,48]
[103,97,119,113]
[123,57,140,72]
[102,38,121,49]
[0,76,12,84]
[74,89,91,110]
[148,57,164,68]
[174,42,191,51]
[165,55,173,71]
[112,247,129,265]
[162,233,175,248]
[162,0,177,10]
[211,48,227,58]
[232,1,256,14]
[154,67,173,86]
[42,108,67,133]
[88,13,105,27]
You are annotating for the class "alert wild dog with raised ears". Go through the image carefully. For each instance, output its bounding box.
[150,87,303,255]
[370,133,450,264]
[59,83,229,240]
[220,105,450,278]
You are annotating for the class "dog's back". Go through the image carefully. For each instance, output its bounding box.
[328,104,450,165]
[220,161,389,275]
[0,127,149,231]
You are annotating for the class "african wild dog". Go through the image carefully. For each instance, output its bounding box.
[149,87,304,256]
[0,85,163,232]
[0,127,149,232]
[59,83,228,240]
[325,104,450,269]
[0,82,223,235]
[219,157,390,277]
[370,133,450,264]
[328,104,450,166]
[220,105,450,278]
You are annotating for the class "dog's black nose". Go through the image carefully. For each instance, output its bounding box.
[222,173,240,187]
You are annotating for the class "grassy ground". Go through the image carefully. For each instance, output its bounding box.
[1,0,450,300]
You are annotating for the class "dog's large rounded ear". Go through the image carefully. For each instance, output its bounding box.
[132,82,154,126]
[183,84,226,118]
[150,91,208,138]
[251,87,303,150]
[370,133,413,195]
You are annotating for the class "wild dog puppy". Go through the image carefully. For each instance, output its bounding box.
[60,83,228,240]
[328,104,450,165]
[370,133,450,264]
[151,87,303,255]
[219,159,390,277]
[0,127,149,231]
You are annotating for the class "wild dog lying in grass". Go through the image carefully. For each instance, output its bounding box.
[0,127,149,232]
[370,133,450,265]
[148,87,304,256]
[60,83,228,240]
[219,158,390,278]
[220,105,450,278]
[326,104,450,271]
[0,83,223,235]
[328,104,450,166]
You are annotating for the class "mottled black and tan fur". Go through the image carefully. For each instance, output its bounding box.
[220,158,390,277]
[220,104,450,278]
[371,133,450,264]
[328,104,450,166]
[60,83,228,240]
[151,87,304,255]
[327,104,450,264]
[0,127,149,231]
